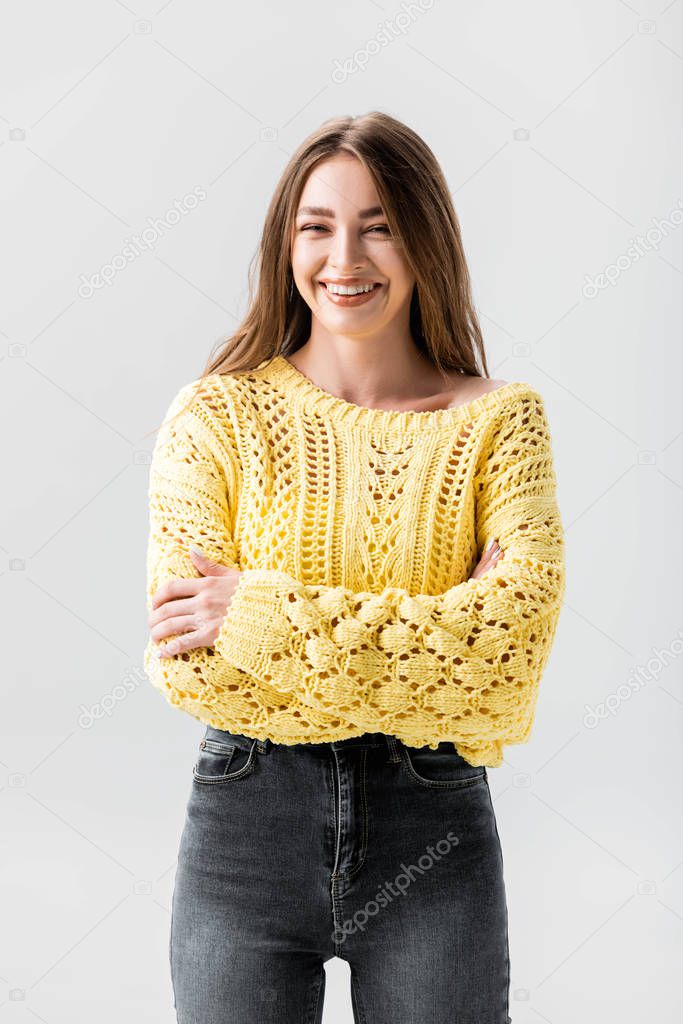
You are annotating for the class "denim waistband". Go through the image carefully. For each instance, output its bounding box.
[203,725,401,760]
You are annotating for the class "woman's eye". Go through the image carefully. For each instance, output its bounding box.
[300,224,390,235]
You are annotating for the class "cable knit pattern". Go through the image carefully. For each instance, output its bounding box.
[144,355,566,767]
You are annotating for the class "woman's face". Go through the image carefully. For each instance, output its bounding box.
[290,154,416,340]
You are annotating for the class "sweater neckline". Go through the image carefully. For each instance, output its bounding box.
[266,354,533,432]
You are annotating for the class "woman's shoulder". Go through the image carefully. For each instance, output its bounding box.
[441,373,509,410]
[456,374,547,404]
[155,373,242,449]
[455,375,508,398]
[445,375,550,433]
[166,371,240,414]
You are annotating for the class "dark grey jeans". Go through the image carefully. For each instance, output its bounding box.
[169,725,511,1023]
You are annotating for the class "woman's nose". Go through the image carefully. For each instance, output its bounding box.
[329,228,366,269]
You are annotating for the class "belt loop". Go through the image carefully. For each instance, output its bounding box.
[385,734,401,763]
[256,738,272,755]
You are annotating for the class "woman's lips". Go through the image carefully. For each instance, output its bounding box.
[319,282,383,307]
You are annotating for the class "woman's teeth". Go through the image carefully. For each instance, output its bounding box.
[323,282,378,295]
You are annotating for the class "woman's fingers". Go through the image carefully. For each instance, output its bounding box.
[154,630,206,658]
[153,611,217,656]
[149,571,240,656]
[150,576,203,610]
[150,612,207,644]
[469,538,505,580]
[479,540,501,568]
[148,595,199,629]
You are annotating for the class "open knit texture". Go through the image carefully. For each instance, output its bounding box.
[143,354,566,767]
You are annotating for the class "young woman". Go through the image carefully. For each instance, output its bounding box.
[145,111,566,1023]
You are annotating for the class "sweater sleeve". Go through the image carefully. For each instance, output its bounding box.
[214,389,566,761]
[142,379,345,738]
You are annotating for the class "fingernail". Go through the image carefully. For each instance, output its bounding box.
[486,538,495,551]
[190,545,204,555]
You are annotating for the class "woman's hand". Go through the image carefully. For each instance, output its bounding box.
[148,547,242,658]
[469,537,505,580]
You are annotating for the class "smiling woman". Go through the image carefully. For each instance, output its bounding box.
[295,202,391,305]
[288,162,419,365]
[145,110,565,1023]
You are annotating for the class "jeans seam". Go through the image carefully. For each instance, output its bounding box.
[486,778,511,1023]
[346,748,369,879]
[350,968,368,1024]
[307,968,325,1024]
[169,867,177,1011]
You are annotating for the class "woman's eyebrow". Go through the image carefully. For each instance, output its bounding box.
[296,205,384,218]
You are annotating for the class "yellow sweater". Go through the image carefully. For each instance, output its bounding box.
[143,355,566,767]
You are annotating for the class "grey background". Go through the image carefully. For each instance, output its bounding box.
[2,1,682,1021]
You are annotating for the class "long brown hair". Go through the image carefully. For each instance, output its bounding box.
[151,110,490,434]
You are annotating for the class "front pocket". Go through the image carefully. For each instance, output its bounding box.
[399,741,487,789]
[192,737,257,784]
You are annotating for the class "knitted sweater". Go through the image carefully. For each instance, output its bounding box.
[143,354,566,767]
